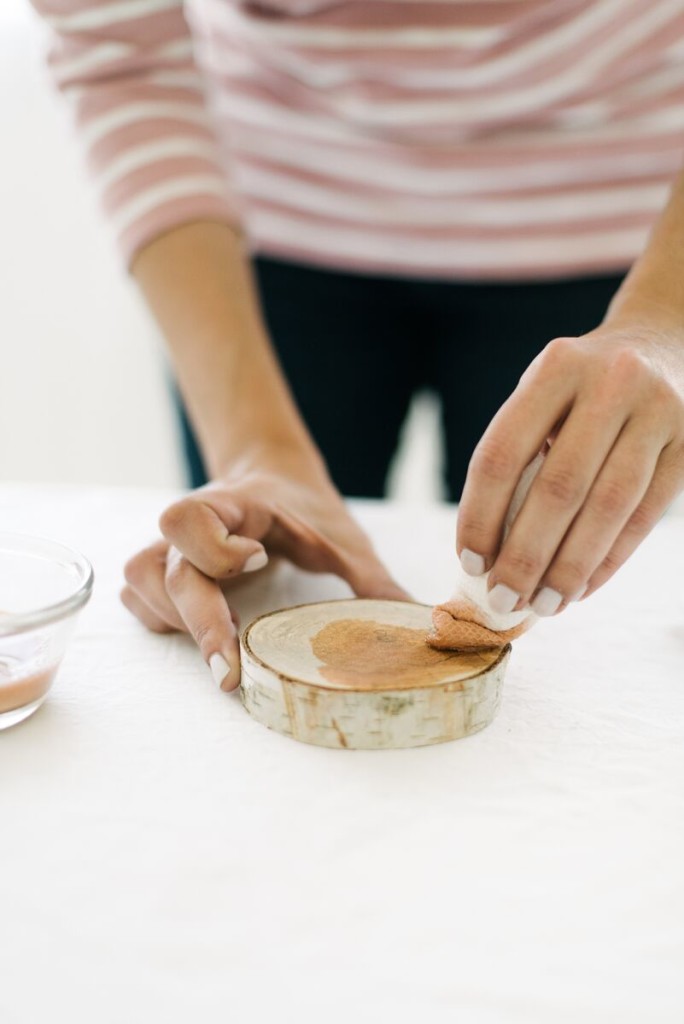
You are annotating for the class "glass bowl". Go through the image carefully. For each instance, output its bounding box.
[0,533,94,729]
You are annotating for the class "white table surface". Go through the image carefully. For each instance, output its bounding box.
[0,483,683,1023]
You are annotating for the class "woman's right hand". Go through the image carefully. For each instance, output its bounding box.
[120,460,408,691]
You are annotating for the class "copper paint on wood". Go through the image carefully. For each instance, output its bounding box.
[311,617,500,689]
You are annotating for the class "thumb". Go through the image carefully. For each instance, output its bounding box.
[343,556,412,602]
[271,506,412,601]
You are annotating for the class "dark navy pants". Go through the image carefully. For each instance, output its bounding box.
[176,257,624,501]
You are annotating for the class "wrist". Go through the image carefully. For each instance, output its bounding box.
[604,172,684,336]
[603,289,684,337]
[212,436,333,490]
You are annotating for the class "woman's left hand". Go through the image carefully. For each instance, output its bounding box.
[456,317,684,617]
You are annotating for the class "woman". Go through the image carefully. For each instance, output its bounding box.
[35,0,684,689]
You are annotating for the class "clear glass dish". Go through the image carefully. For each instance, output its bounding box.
[0,533,94,729]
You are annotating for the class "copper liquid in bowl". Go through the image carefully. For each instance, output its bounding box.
[0,533,93,729]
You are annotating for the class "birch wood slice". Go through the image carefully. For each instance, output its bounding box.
[240,599,510,749]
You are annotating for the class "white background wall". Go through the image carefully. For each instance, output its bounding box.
[1,1,442,499]
[2,2,183,488]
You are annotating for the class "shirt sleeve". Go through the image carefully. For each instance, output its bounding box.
[31,0,242,266]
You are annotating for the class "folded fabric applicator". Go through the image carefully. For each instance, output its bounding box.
[428,453,545,651]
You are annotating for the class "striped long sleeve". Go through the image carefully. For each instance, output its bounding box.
[33,0,241,265]
[29,1,684,281]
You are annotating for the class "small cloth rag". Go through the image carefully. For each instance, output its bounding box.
[428,454,544,651]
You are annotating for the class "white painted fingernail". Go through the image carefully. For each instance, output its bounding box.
[209,653,231,688]
[573,585,589,602]
[460,549,486,577]
[488,584,520,614]
[531,587,563,617]
[243,550,268,573]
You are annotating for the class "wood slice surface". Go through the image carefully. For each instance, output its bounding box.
[240,599,510,749]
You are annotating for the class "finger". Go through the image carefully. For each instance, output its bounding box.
[344,560,412,602]
[124,541,186,630]
[486,394,630,611]
[457,338,579,572]
[274,507,411,601]
[581,448,684,599]
[120,585,177,634]
[165,547,241,691]
[527,419,665,613]
[160,498,268,580]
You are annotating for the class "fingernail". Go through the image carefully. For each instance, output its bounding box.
[530,587,563,617]
[488,583,520,614]
[243,550,268,573]
[573,585,589,602]
[209,652,231,688]
[460,549,486,577]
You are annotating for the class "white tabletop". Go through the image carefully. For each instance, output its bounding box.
[0,483,682,1023]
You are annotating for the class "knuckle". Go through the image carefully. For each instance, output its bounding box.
[457,512,490,546]
[598,549,622,577]
[123,552,147,588]
[500,546,543,580]
[610,350,651,382]
[549,558,587,592]
[609,347,650,386]
[193,621,216,651]
[165,557,193,595]
[537,468,583,509]
[650,375,678,409]
[624,501,658,537]
[159,500,193,539]
[471,438,515,484]
[538,336,578,374]
[196,550,228,580]
[591,478,634,520]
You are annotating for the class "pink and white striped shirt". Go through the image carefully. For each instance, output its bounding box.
[34,0,684,279]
